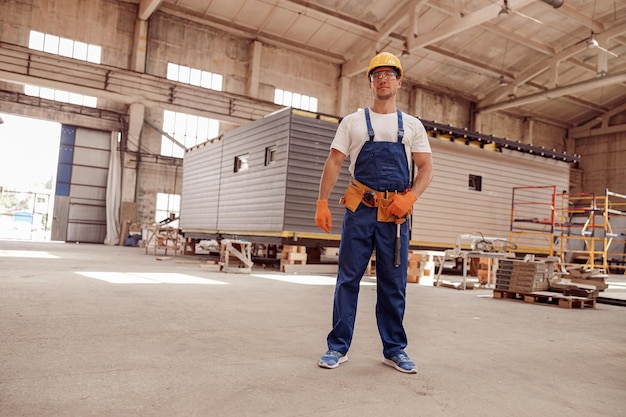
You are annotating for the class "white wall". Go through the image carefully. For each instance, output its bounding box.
[413,138,570,251]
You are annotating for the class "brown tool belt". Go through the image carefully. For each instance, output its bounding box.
[339,179,408,222]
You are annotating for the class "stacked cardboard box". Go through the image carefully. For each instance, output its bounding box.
[496,259,550,293]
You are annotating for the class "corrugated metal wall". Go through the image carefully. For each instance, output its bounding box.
[179,139,223,231]
[180,108,349,236]
[216,109,290,231]
[284,112,348,234]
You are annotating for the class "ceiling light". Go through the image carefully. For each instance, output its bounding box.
[587,37,598,48]
[499,75,508,86]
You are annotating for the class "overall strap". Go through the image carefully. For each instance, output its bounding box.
[364,107,375,141]
[364,107,405,143]
[396,109,404,143]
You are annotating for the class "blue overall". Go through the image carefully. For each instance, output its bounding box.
[327,108,411,359]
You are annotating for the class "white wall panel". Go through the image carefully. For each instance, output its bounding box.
[412,138,570,252]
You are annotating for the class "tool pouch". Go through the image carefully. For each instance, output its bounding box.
[377,198,396,222]
[378,198,409,223]
[340,182,363,212]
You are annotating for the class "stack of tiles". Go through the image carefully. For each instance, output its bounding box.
[496,259,550,293]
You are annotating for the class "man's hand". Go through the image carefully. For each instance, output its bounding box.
[388,192,417,218]
[315,200,332,233]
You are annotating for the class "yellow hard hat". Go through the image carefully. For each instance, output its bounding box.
[366,52,403,80]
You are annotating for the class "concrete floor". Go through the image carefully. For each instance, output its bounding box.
[1,240,625,417]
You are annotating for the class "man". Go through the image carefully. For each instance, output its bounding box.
[314,52,433,374]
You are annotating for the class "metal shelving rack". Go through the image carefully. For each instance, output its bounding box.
[604,190,626,274]
[557,189,626,274]
[557,192,603,271]
[508,186,626,274]
[509,185,558,255]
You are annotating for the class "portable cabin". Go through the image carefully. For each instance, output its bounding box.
[180,107,578,254]
[180,107,350,246]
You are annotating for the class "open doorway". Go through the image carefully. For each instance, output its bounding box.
[0,113,61,240]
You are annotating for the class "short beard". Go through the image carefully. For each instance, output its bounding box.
[374,91,394,100]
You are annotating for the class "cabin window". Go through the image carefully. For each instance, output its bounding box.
[234,154,249,172]
[265,146,277,166]
[469,174,482,191]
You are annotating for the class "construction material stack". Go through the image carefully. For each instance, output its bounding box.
[495,259,550,293]
[407,252,421,283]
[407,251,439,285]
[280,245,308,272]
[494,258,597,309]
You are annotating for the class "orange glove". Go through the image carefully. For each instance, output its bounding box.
[387,192,417,218]
[315,199,332,233]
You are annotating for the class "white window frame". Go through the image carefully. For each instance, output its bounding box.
[167,62,223,91]
[161,110,220,158]
[155,193,181,228]
[274,89,318,112]
[26,30,99,107]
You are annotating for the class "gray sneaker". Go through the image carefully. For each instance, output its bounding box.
[318,350,348,369]
[383,352,417,374]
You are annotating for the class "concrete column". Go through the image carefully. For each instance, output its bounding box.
[130,19,148,73]
[473,111,483,134]
[524,118,535,144]
[336,76,351,117]
[409,86,419,117]
[246,41,262,98]
[122,103,145,203]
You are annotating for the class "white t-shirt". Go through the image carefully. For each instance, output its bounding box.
[331,108,432,176]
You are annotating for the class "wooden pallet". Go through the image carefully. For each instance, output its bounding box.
[493,289,596,309]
